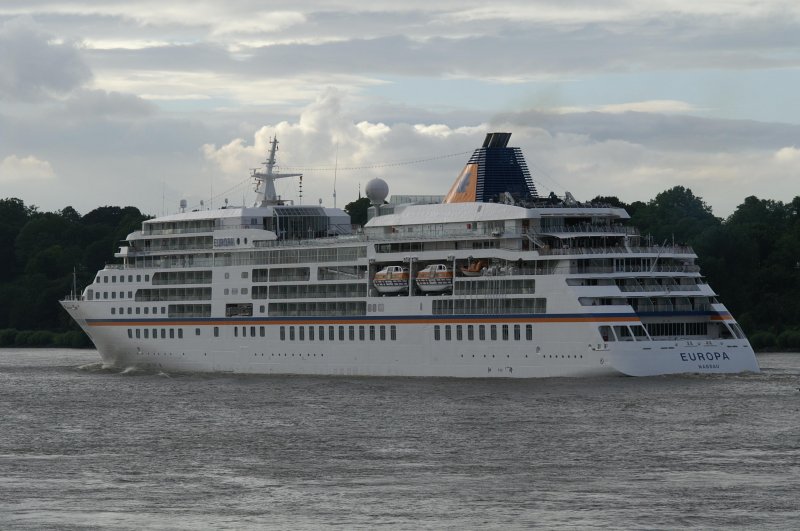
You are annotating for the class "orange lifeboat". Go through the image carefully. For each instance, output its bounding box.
[373,266,409,294]
[415,264,453,293]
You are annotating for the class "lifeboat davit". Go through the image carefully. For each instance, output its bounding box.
[415,264,453,293]
[373,266,409,294]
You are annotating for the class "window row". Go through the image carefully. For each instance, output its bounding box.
[92,291,133,300]
[135,287,212,302]
[152,270,212,285]
[432,298,547,315]
[268,301,366,317]
[598,325,650,342]
[128,327,192,339]
[252,267,311,282]
[255,283,367,300]
[168,304,211,318]
[217,246,367,267]
[279,324,397,342]
[97,273,151,284]
[453,278,536,296]
[434,323,534,341]
[112,306,167,315]
[645,322,708,338]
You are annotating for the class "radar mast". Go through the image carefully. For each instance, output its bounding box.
[252,137,303,206]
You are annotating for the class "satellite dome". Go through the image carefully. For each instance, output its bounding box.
[365,178,389,206]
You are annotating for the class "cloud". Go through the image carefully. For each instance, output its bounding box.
[62,88,157,117]
[0,154,55,182]
[198,91,800,217]
[0,16,91,101]
[774,146,800,163]
[596,100,700,114]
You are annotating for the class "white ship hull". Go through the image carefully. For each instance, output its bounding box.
[61,301,759,378]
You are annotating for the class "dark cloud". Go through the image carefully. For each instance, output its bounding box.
[0,16,92,101]
[79,9,800,84]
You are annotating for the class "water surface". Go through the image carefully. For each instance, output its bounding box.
[1,349,798,529]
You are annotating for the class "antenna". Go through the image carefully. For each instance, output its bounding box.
[333,142,338,208]
[251,136,303,207]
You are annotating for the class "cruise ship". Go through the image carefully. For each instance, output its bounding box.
[61,132,760,377]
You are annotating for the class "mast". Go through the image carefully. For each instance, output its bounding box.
[252,137,303,206]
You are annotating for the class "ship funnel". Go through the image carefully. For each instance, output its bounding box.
[443,132,537,204]
[483,132,511,148]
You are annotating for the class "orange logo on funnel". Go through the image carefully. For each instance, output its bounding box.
[443,164,478,203]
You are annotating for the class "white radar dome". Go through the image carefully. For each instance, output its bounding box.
[365,178,389,205]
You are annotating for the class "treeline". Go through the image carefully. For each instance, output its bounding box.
[0,198,148,348]
[1,188,799,349]
[597,187,800,349]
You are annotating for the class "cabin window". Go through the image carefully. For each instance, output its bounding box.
[319,326,325,341]
[260,327,265,337]
[390,325,397,341]
[338,326,344,341]
[309,326,314,341]
[502,324,509,341]
[214,326,219,337]
[359,326,365,341]
[490,325,497,341]
[135,329,140,339]
[467,325,474,341]
[526,324,533,341]
[380,326,386,341]
[514,324,521,341]
[127,329,132,338]
[479,325,486,341]
[178,329,183,339]
[369,325,376,341]
[170,329,175,339]
[434,325,441,341]
[299,327,304,341]
[445,325,452,341]
[329,326,335,341]
[348,326,355,341]
[289,327,295,341]
[280,326,285,340]
[144,329,149,339]
[456,325,463,341]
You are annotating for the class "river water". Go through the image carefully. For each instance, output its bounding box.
[1,349,798,530]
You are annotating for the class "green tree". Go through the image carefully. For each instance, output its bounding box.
[345,197,371,226]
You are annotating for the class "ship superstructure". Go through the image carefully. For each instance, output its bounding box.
[61,134,760,377]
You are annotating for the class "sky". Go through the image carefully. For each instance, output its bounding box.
[1,0,799,218]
